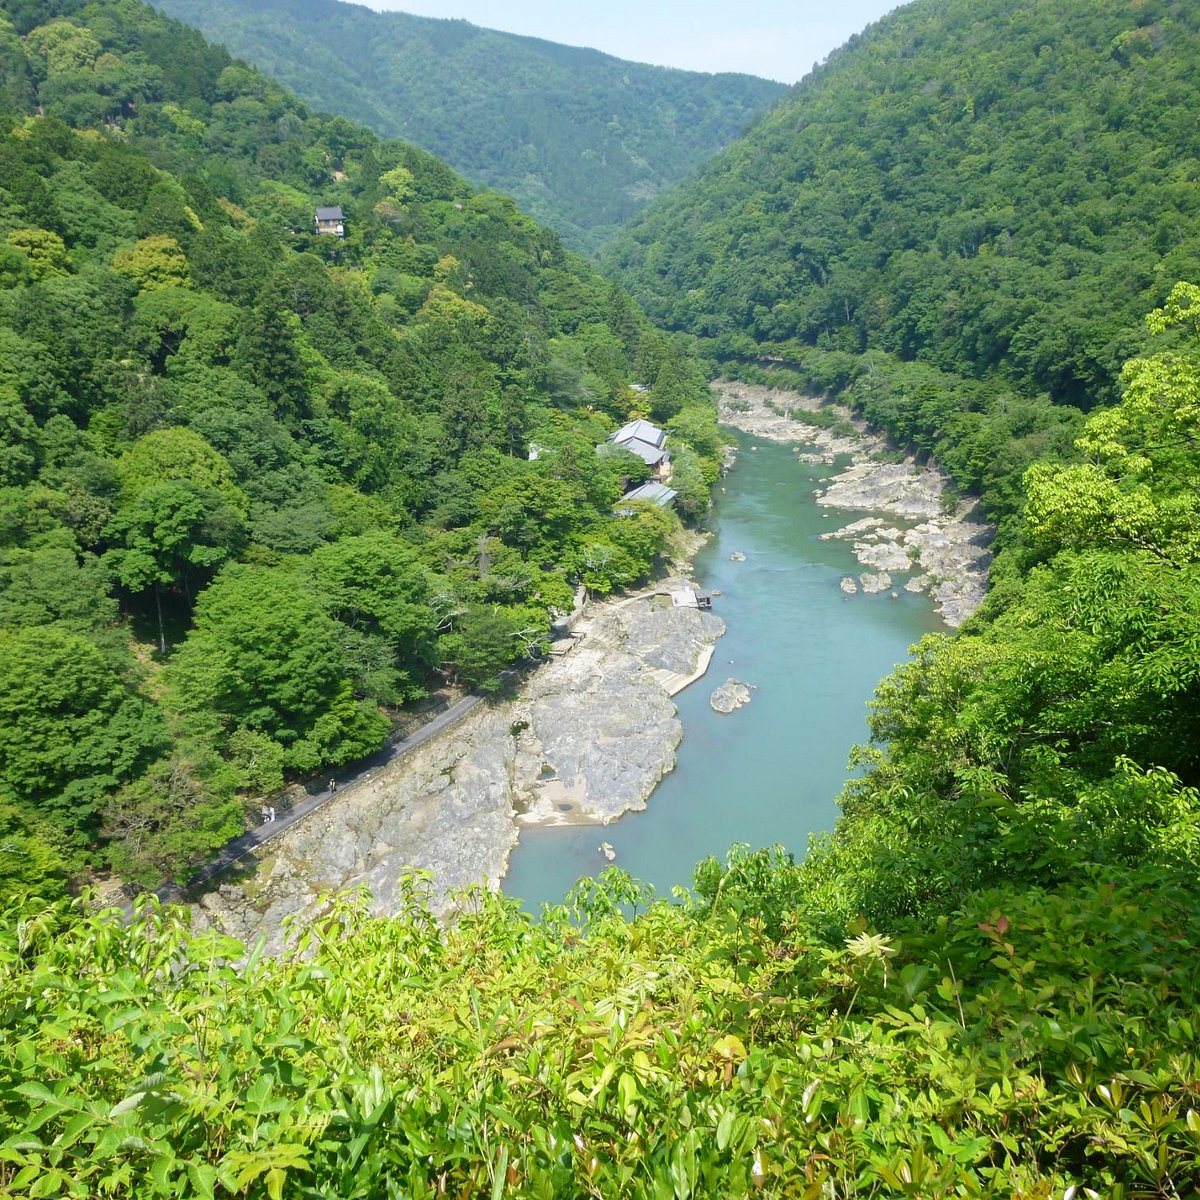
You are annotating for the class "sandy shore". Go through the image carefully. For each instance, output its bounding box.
[716,379,991,627]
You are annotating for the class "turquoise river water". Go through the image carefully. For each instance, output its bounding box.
[501,432,945,909]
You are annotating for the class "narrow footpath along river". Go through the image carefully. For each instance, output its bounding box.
[501,432,945,909]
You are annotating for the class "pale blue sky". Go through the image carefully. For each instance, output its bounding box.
[363,1,901,84]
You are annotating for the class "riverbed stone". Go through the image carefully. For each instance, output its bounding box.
[817,460,945,519]
[715,380,887,461]
[854,540,913,572]
[860,572,892,594]
[710,678,752,713]
[840,576,858,594]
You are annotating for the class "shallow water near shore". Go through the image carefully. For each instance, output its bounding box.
[501,433,945,910]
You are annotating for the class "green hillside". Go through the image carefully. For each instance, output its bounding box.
[150,0,787,252]
[601,0,1200,933]
[610,0,1200,408]
[0,0,718,898]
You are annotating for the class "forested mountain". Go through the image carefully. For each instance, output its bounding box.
[605,0,1200,934]
[610,0,1200,997]
[611,0,1200,407]
[151,0,787,253]
[0,0,719,898]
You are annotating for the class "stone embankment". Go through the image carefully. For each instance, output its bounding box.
[716,380,991,627]
[190,582,723,949]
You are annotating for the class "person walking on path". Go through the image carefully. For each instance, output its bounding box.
[261,805,270,824]
[328,778,337,793]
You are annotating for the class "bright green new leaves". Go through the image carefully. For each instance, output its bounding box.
[1025,460,1160,556]
[170,564,388,773]
[4,227,69,279]
[111,234,190,291]
[0,798,67,898]
[0,626,165,850]
[116,427,245,510]
[816,546,1200,926]
[1027,283,1200,561]
[3,865,1200,1197]
[23,18,101,76]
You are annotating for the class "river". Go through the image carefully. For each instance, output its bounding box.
[501,432,945,909]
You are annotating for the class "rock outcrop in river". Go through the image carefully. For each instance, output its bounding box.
[716,380,991,626]
[710,678,752,713]
[190,582,723,949]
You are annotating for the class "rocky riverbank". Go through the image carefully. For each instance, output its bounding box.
[716,380,991,626]
[190,581,724,949]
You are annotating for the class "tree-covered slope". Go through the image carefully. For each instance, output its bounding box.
[609,0,1200,408]
[0,0,720,899]
[149,0,787,253]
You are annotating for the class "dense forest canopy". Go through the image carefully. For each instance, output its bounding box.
[610,0,1200,408]
[0,0,720,899]
[150,0,787,253]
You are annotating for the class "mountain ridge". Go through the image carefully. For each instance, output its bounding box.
[152,0,788,251]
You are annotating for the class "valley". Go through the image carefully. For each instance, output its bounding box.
[2,0,1199,1194]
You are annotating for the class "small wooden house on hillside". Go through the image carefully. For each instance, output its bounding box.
[615,480,678,512]
[603,418,672,479]
[315,206,345,237]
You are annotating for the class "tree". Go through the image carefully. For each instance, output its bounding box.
[305,532,439,704]
[104,480,245,653]
[101,755,243,885]
[0,383,38,486]
[4,227,69,280]
[169,564,389,775]
[0,626,165,856]
[112,235,190,291]
[437,603,520,691]
[666,444,710,520]
[232,294,309,421]
[117,426,245,511]
[0,798,67,902]
[0,544,119,640]
[1025,282,1200,563]
[479,470,584,557]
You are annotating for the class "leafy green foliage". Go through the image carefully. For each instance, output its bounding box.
[0,0,716,896]
[0,626,165,858]
[2,864,1198,1196]
[169,563,389,773]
